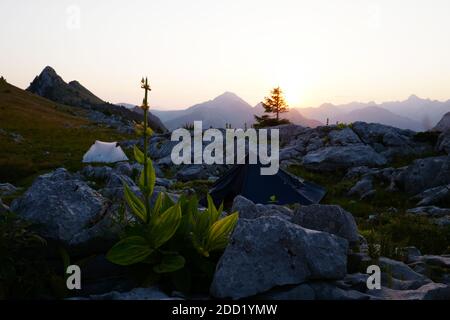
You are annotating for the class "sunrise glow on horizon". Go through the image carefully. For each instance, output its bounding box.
[2,0,450,109]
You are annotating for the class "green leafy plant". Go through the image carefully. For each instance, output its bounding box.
[188,195,238,258]
[106,79,238,291]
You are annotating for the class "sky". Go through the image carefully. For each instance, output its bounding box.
[1,0,450,110]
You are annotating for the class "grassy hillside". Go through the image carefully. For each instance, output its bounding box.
[0,79,131,186]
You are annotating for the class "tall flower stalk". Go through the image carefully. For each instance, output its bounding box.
[141,77,151,222]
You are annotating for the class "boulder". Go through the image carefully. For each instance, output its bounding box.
[99,173,138,200]
[81,165,113,181]
[420,255,450,269]
[351,122,431,159]
[11,168,117,252]
[114,162,133,177]
[378,257,431,284]
[407,206,450,217]
[395,156,450,195]
[413,184,450,206]
[155,177,175,188]
[292,204,359,244]
[0,182,19,197]
[231,196,293,221]
[176,164,225,182]
[399,246,422,263]
[344,166,374,180]
[302,145,387,171]
[272,124,307,147]
[348,177,374,198]
[210,216,348,299]
[328,128,362,146]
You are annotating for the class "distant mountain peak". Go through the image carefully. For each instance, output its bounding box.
[407,94,422,101]
[41,65,57,75]
[28,66,64,96]
[213,91,242,102]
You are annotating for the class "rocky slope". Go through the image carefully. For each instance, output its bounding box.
[2,114,450,300]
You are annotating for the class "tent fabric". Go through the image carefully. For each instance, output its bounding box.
[207,162,326,206]
[82,141,129,163]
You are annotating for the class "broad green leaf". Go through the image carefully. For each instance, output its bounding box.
[149,204,182,248]
[150,192,164,223]
[106,236,153,266]
[153,254,185,274]
[123,183,147,223]
[207,194,220,223]
[205,212,239,253]
[133,145,145,164]
[139,159,156,196]
[161,192,175,212]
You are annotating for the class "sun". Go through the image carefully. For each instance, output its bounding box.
[263,63,312,108]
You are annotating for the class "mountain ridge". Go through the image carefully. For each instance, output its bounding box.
[27,66,167,133]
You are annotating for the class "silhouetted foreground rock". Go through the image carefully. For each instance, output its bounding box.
[11,168,118,253]
[210,216,348,299]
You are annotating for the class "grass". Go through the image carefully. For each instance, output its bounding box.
[0,81,131,187]
[170,180,214,198]
[287,164,450,256]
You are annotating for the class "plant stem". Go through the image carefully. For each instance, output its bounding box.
[143,78,151,223]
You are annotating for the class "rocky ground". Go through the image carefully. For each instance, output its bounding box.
[1,119,450,300]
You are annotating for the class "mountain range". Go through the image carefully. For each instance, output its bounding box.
[300,95,450,131]
[22,66,450,132]
[149,92,450,131]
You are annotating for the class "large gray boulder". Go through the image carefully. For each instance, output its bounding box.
[292,204,359,244]
[210,216,348,299]
[302,145,387,171]
[11,168,117,251]
[395,156,450,195]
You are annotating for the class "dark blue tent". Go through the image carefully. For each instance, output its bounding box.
[207,162,326,206]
